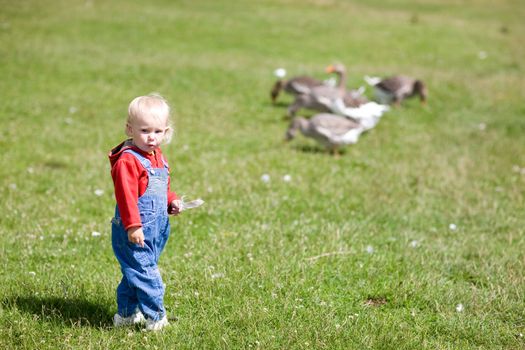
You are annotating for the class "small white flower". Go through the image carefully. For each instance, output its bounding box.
[409,240,419,248]
[27,167,34,174]
[283,174,292,182]
[449,223,457,231]
[512,165,521,173]
[94,189,104,196]
[456,303,464,312]
[261,174,270,183]
[207,186,213,193]
[211,272,224,279]
[478,123,486,131]
[366,245,374,254]
[274,68,286,78]
[182,144,189,151]
[91,231,101,237]
[64,117,74,125]
[194,291,199,297]
[69,106,78,114]
[478,51,488,60]
[335,324,341,329]
[28,271,36,277]
[9,183,17,190]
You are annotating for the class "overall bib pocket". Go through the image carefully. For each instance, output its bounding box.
[139,198,156,226]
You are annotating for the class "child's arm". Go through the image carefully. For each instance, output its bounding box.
[112,156,143,230]
[128,226,145,247]
[166,167,181,215]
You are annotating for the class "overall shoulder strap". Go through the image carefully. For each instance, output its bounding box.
[123,149,152,171]
[160,155,169,169]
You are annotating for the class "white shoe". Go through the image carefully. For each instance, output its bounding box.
[145,315,169,331]
[113,310,146,327]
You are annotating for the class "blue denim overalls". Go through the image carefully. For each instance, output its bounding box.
[111,149,170,321]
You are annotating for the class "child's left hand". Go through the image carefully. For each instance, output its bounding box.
[168,199,182,215]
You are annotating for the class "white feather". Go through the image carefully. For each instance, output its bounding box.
[180,196,205,211]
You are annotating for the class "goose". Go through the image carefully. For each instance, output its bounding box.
[270,68,325,104]
[285,113,365,155]
[271,76,325,104]
[329,99,390,131]
[287,63,347,117]
[364,75,428,106]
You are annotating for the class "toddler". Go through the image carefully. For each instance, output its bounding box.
[109,94,181,331]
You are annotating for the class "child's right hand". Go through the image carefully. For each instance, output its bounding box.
[127,227,145,247]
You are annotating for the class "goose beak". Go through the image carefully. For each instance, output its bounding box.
[325,65,336,73]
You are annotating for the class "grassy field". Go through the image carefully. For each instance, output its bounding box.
[1,0,525,348]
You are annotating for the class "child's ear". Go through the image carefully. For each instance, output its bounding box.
[125,123,133,137]
[164,126,174,144]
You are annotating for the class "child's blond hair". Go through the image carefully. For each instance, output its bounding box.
[126,93,174,144]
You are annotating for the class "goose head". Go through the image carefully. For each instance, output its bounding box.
[414,80,428,104]
[271,80,284,104]
[325,63,346,75]
[285,117,308,141]
[325,63,347,97]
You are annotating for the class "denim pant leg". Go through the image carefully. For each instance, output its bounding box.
[132,263,165,321]
[112,221,166,321]
[116,275,139,317]
[112,221,139,317]
[154,218,170,263]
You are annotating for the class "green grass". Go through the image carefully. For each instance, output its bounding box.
[1,0,525,348]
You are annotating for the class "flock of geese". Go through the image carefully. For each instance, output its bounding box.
[271,64,428,155]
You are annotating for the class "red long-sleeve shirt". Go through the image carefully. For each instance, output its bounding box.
[109,140,179,230]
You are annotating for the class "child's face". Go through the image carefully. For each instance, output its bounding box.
[127,114,169,153]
